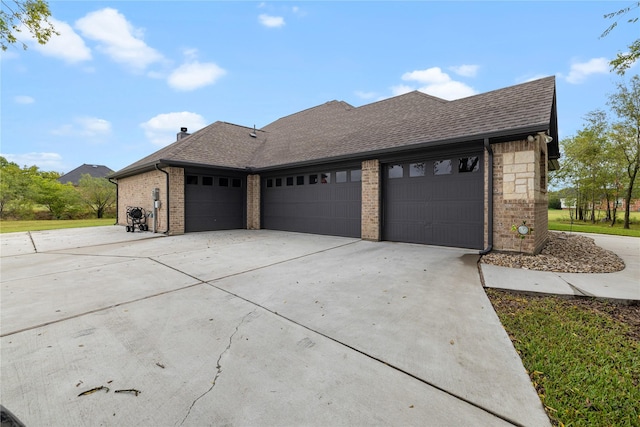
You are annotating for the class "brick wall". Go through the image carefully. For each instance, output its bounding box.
[116,167,185,235]
[361,159,381,241]
[247,174,261,229]
[491,136,549,254]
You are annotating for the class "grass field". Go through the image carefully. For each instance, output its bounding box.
[0,218,115,233]
[548,209,640,237]
[488,290,640,427]
[2,212,639,237]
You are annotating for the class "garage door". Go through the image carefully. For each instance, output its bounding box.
[262,168,361,238]
[185,174,244,232]
[383,154,484,249]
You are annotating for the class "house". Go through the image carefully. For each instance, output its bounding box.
[58,164,114,185]
[110,76,559,254]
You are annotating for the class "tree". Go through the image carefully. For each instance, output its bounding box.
[31,173,79,219]
[77,174,116,218]
[555,111,614,223]
[0,156,40,218]
[608,75,640,228]
[1,0,57,51]
[602,2,639,75]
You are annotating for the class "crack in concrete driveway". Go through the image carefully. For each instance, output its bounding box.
[178,309,257,426]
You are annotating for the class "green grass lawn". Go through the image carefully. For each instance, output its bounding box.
[488,290,640,427]
[0,218,115,233]
[548,209,640,237]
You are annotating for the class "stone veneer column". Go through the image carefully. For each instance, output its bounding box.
[492,136,549,254]
[246,174,261,230]
[361,159,381,241]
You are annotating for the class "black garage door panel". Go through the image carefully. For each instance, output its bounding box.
[185,175,244,232]
[263,169,361,238]
[384,154,483,249]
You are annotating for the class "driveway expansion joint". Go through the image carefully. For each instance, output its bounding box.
[179,309,256,426]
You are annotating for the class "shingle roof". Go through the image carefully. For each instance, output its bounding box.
[58,164,114,184]
[112,76,557,177]
[114,121,266,177]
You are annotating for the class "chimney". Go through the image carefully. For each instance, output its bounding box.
[177,127,190,140]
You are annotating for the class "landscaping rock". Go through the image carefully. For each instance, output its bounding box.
[481,232,625,273]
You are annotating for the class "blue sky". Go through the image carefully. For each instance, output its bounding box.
[1,1,637,173]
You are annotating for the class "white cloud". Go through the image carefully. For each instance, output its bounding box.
[140,112,207,146]
[51,117,112,137]
[419,81,477,100]
[75,8,163,72]
[182,48,199,61]
[390,84,414,96]
[15,95,35,104]
[259,14,285,28]
[402,68,450,84]
[355,90,377,100]
[22,18,91,63]
[1,152,65,170]
[565,57,609,84]
[168,61,226,91]
[400,67,477,100]
[449,64,479,77]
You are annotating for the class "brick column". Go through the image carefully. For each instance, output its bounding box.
[168,167,184,235]
[361,159,381,241]
[247,174,261,230]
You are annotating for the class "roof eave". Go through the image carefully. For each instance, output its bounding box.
[109,162,165,179]
[253,124,553,172]
[157,159,250,173]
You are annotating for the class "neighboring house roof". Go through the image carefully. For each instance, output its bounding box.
[58,164,114,185]
[112,76,558,178]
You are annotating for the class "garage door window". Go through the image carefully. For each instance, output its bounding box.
[434,160,452,175]
[351,170,362,182]
[186,175,198,185]
[388,165,403,178]
[309,174,318,184]
[320,173,331,184]
[286,177,294,186]
[275,178,283,187]
[266,178,273,188]
[297,176,305,185]
[219,178,229,187]
[336,171,347,183]
[459,157,479,173]
[202,176,213,186]
[232,178,242,188]
[410,162,426,177]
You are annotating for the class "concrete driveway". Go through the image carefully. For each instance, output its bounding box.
[1,227,549,426]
